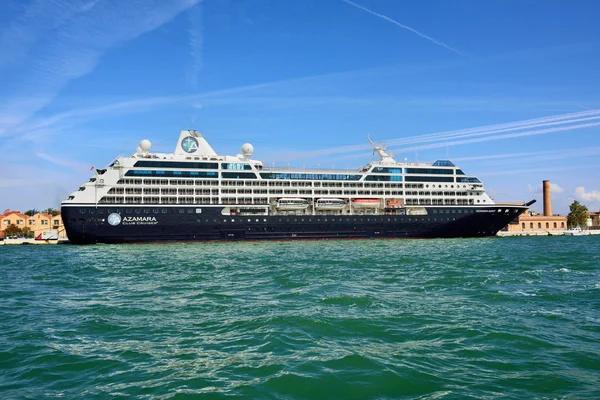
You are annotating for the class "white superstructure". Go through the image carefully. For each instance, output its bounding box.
[63,130,495,215]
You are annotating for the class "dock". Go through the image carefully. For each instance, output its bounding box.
[497,230,600,237]
[0,238,70,245]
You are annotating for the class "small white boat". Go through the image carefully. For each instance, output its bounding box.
[315,198,346,210]
[564,227,590,236]
[276,198,309,210]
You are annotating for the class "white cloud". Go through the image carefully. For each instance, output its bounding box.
[0,0,201,136]
[574,186,600,202]
[527,183,564,194]
[36,153,90,173]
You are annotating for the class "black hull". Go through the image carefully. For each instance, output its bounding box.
[61,205,527,244]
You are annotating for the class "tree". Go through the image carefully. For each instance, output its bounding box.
[567,200,588,228]
[21,227,34,238]
[24,209,38,216]
[46,208,60,217]
[5,224,22,237]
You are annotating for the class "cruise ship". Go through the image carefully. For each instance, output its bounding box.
[61,130,534,244]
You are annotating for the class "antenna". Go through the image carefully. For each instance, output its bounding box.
[366,133,396,163]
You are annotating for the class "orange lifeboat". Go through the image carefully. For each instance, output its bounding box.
[386,200,402,208]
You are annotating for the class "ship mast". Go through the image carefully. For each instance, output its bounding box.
[367,134,396,164]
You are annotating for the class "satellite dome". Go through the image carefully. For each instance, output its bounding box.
[139,139,152,152]
[241,143,254,157]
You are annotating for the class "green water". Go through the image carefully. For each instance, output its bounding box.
[1,237,599,399]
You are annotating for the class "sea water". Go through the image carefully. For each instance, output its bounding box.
[1,236,599,399]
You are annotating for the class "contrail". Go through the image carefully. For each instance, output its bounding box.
[387,114,600,148]
[341,0,467,57]
[278,108,600,161]
[385,109,600,147]
[397,121,600,153]
[187,1,204,88]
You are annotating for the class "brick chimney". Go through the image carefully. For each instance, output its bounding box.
[543,180,552,216]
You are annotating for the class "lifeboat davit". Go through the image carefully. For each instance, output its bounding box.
[315,198,346,210]
[276,198,310,210]
[352,199,381,208]
[386,199,403,208]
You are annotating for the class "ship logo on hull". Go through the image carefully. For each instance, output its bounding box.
[107,213,158,226]
[107,213,122,226]
[181,136,199,153]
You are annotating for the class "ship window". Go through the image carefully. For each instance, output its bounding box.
[222,172,257,179]
[432,160,455,167]
[365,175,403,182]
[222,163,252,170]
[371,167,402,174]
[405,167,453,175]
[153,208,159,214]
[126,170,218,178]
[126,209,132,214]
[135,209,141,214]
[79,209,86,214]
[457,177,481,183]
[260,172,361,181]
[405,176,454,183]
[162,208,168,214]
[134,161,218,169]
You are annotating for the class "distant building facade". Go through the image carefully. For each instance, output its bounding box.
[0,210,66,238]
[505,210,567,232]
[588,212,600,228]
[503,180,568,232]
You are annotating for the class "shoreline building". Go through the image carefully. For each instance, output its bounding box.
[587,211,600,229]
[0,210,66,238]
[504,180,567,233]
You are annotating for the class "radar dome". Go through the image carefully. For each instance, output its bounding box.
[136,146,143,154]
[139,139,152,152]
[241,143,254,157]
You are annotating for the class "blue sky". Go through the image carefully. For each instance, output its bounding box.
[1,0,599,214]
